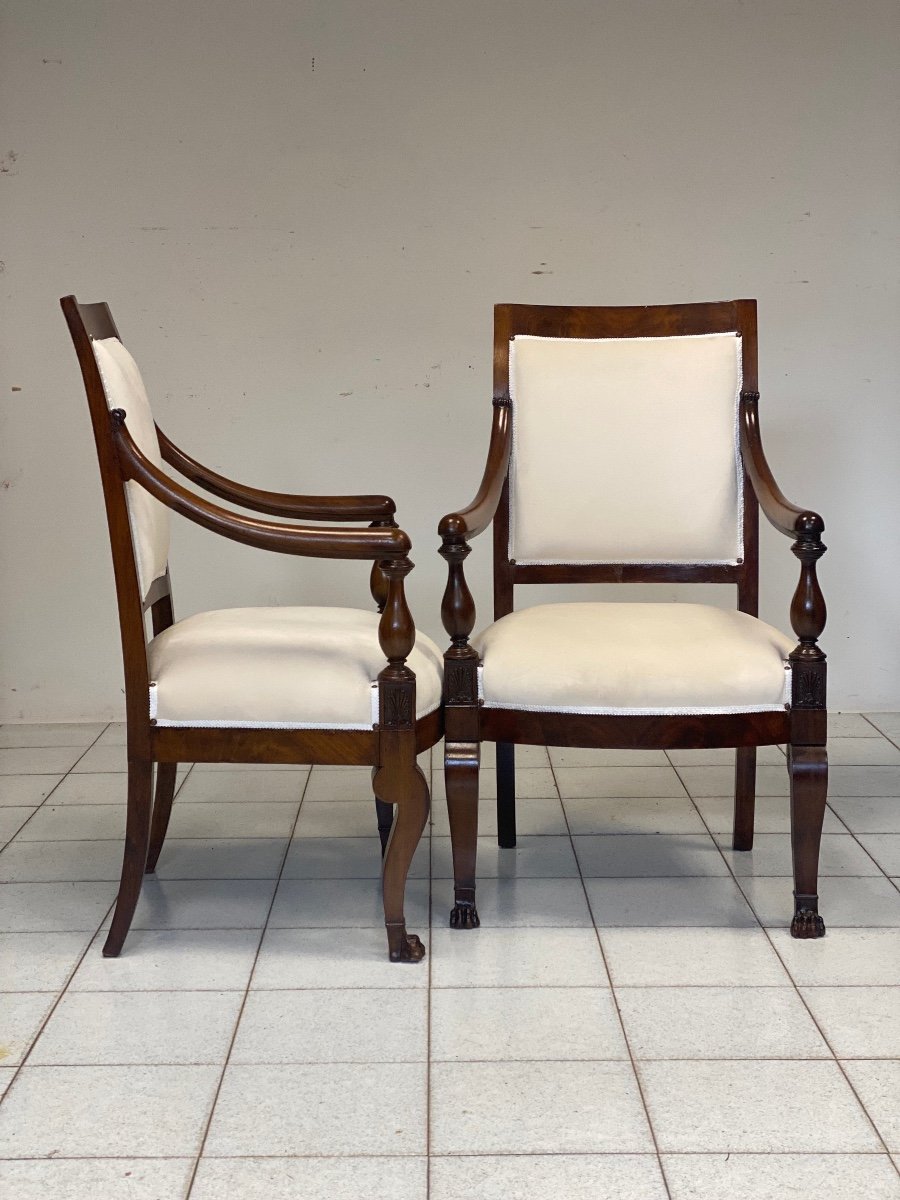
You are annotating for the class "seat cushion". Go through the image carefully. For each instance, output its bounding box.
[474,603,793,715]
[148,607,443,729]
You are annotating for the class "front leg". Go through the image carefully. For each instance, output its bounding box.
[376,744,429,962]
[446,741,481,929]
[789,744,828,938]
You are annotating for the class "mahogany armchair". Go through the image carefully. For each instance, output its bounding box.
[62,295,442,963]
[439,300,828,938]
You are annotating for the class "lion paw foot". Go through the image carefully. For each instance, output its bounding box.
[791,908,826,939]
[450,901,480,930]
[388,930,426,963]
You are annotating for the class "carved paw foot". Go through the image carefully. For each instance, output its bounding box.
[450,901,480,930]
[791,908,826,939]
[386,927,426,963]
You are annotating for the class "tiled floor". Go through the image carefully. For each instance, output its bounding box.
[1,715,899,1198]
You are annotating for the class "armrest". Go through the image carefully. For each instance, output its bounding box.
[438,402,512,542]
[155,425,396,522]
[113,411,410,561]
[740,392,823,540]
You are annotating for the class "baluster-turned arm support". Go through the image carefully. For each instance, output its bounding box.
[438,402,512,696]
[377,557,417,721]
[739,391,827,708]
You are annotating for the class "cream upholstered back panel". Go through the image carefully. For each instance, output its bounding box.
[508,332,744,565]
[91,337,170,598]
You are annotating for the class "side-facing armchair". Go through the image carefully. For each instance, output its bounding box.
[62,295,442,963]
[439,300,828,938]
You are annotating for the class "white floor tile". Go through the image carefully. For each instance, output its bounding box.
[430,1060,653,1154]
[431,987,627,1061]
[574,833,728,877]
[0,807,35,843]
[39,773,128,805]
[842,1060,900,1151]
[0,882,116,932]
[268,877,430,929]
[175,769,307,803]
[294,799,387,838]
[0,747,85,775]
[837,713,893,736]
[0,1064,220,1156]
[69,744,129,773]
[830,766,900,796]
[678,764,789,797]
[563,795,706,835]
[302,767,373,802]
[120,878,277,930]
[0,1068,14,1099]
[550,747,670,767]
[204,1062,426,1156]
[431,835,579,879]
[693,793,844,834]
[432,768,558,802]
[16,804,125,841]
[600,928,790,987]
[640,1059,881,1151]
[431,796,568,836]
[29,989,243,1065]
[799,986,900,1058]
[866,714,900,739]
[555,766,685,799]
[829,796,900,834]
[191,761,326,772]
[617,985,829,1059]
[662,1153,900,1200]
[0,1159,194,1200]
[191,1157,427,1200]
[0,839,123,882]
[432,878,591,928]
[0,775,61,807]
[717,832,882,877]
[166,801,299,840]
[430,1154,668,1200]
[741,875,900,928]
[858,834,900,875]
[666,745,785,766]
[0,991,57,1064]
[430,927,608,989]
[251,927,429,990]
[0,723,106,748]
[769,927,900,986]
[0,931,92,991]
[827,738,900,766]
[71,928,261,992]
[282,835,428,879]
[155,838,288,879]
[231,988,427,1063]
[93,722,127,746]
[587,877,757,928]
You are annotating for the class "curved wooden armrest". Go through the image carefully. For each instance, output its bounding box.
[740,393,823,540]
[113,412,410,560]
[156,425,396,522]
[438,403,512,542]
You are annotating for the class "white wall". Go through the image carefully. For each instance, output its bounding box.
[1,0,898,720]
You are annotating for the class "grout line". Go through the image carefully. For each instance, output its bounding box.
[666,755,899,1165]
[182,766,313,1198]
[546,755,674,1200]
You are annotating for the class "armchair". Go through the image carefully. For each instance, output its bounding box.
[62,295,442,962]
[439,300,828,938]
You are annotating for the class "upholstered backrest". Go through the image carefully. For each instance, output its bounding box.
[91,337,170,596]
[508,332,744,565]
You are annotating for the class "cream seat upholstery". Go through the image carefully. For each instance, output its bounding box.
[149,607,443,729]
[474,602,793,715]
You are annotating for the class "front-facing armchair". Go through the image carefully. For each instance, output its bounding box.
[439,300,828,939]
